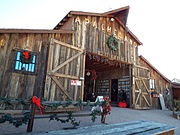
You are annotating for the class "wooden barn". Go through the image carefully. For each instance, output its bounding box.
[0,6,173,110]
[172,82,180,100]
[138,56,173,109]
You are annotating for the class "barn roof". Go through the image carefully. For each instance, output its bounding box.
[103,6,129,25]
[139,55,171,83]
[54,6,142,45]
[172,82,180,89]
[0,29,74,34]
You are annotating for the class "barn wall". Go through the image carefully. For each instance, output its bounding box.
[138,57,172,109]
[73,16,139,64]
[0,33,72,100]
[173,88,180,100]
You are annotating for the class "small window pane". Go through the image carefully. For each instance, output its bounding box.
[15,61,20,70]
[19,62,22,70]
[31,64,35,72]
[32,56,36,63]
[16,52,21,60]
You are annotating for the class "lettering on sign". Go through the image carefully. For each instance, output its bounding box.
[85,18,90,25]
[74,16,124,39]
[92,21,97,28]
[107,26,112,33]
[75,16,81,24]
[101,24,105,31]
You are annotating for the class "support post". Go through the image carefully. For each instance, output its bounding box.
[27,103,36,132]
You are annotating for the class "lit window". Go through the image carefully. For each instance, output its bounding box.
[14,51,36,73]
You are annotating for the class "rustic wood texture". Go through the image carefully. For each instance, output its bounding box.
[44,38,85,101]
[73,15,139,65]
[138,56,172,109]
[39,120,175,135]
[0,33,72,100]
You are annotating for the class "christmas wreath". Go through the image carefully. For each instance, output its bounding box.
[107,35,118,51]
[20,51,33,64]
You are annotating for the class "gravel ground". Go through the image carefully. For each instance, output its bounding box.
[0,107,179,135]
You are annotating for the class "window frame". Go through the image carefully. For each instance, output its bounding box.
[13,49,38,75]
[149,79,155,90]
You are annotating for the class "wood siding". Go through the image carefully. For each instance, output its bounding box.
[73,16,139,64]
[138,57,172,109]
[0,33,72,100]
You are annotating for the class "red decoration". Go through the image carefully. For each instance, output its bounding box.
[22,51,31,59]
[102,96,111,115]
[20,51,33,64]
[31,97,45,114]
[118,102,127,108]
[91,70,97,80]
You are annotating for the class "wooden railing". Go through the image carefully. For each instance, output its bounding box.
[0,99,106,132]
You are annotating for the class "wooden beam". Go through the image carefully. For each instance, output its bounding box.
[141,79,150,93]
[53,39,83,52]
[70,11,114,17]
[0,29,74,34]
[135,77,150,80]
[135,92,141,106]
[49,52,83,74]
[0,110,30,114]
[134,64,149,71]
[80,53,86,101]
[53,73,79,80]
[142,95,151,107]
[51,76,72,100]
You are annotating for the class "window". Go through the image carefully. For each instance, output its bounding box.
[150,79,155,89]
[14,51,37,73]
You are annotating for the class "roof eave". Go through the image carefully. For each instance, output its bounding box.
[139,55,171,83]
[0,29,74,34]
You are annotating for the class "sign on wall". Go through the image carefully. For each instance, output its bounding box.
[71,80,81,86]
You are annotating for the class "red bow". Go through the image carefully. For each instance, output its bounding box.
[23,51,31,59]
[31,97,45,114]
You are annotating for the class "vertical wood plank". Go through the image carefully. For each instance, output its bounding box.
[80,53,86,100]
[44,38,54,100]
[27,103,36,132]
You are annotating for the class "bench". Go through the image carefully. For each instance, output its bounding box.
[36,120,175,135]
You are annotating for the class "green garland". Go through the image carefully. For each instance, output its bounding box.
[0,113,31,127]
[50,112,80,128]
[0,98,109,128]
[20,51,33,64]
[107,35,118,51]
[90,110,101,122]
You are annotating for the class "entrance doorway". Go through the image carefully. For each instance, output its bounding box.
[111,79,118,102]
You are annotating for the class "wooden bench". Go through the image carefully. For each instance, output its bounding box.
[37,120,175,135]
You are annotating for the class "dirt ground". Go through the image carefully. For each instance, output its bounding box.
[0,107,179,135]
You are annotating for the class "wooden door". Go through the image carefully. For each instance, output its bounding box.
[133,66,152,109]
[44,39,85,101]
